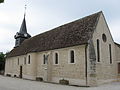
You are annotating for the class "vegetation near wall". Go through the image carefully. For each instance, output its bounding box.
[0,0,4,3]
[0,52,5,74]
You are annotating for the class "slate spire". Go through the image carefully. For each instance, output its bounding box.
[19,4,27,34]
[19,16,27,34]
[14,6,31,48]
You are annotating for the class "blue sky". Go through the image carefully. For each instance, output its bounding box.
[0,0,120,53]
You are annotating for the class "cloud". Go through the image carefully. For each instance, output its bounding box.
[0,0,120,53]
[0,27,14,52]
[109,19,120,43]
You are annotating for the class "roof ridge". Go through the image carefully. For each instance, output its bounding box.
[27,11,102,40]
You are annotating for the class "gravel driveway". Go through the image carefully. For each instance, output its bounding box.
[0,75,120,90]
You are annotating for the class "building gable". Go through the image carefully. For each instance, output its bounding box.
[92,12,115,62]
[92,12,114,42]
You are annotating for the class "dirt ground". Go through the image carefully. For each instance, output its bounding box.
[0,75,120,90]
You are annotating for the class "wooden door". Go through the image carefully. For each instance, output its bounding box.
[20,66,22,78]
[44,68,48,81]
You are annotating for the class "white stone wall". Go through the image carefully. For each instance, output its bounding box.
[36,45,87,86]
[92,13,117,85]
[5,53,37,80]
[115,44,120,79]
[5,45,87,86]
[115,44,120,62]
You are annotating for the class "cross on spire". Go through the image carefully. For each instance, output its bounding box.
[24,4,27,17]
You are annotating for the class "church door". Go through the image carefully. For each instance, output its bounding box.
[44,68,48,81]
[43,54,49,81]
[20,66,22,78]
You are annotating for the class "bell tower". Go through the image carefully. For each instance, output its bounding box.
[14,5,31,48]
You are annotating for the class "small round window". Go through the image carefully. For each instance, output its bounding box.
[102,34,107,42]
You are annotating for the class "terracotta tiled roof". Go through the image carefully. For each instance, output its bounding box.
[7,11,102,58]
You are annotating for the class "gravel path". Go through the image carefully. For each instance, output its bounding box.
[0,75,120,90]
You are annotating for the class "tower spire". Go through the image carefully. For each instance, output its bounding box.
[14,4,31,48]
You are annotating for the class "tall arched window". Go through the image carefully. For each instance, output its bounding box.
[70,50,75,63]
[54,52,59,64]
[109,44,112,64]
[43,54,46,64]
[28,55,30,64]
[97,39,100,62]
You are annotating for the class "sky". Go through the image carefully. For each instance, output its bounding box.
[0,0,120,53]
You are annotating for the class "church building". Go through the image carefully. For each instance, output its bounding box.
[5,11,120,86]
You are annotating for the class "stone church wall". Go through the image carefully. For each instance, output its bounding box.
[36,45,87,86]
[5,45,87,86]
[5,54,37,80]
[91,13,117,85]
[115,44,120,79]
[115,44,120,62]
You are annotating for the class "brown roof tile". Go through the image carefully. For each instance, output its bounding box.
[7,11,101,58]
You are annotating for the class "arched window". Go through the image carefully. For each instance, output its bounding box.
[43,54,46,64]
[43,54,49,64]
[54,52,59,64]
[28,55,30,64]
[70,50,75,63]
[109,44,112,64]
[97,39,100,62]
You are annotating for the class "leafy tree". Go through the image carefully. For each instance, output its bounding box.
[0,52,5,72]
[0,52,5,61]
[0,0,4,3]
